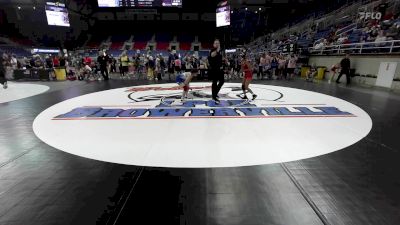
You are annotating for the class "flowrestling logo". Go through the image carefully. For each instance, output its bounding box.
[33,83,372,168]
[53,85,354,120]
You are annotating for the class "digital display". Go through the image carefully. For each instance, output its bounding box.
[97,0,182,7]
[216,5,230,27]
[45,2,70,27]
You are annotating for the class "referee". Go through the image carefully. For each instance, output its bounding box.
[208,39,224,103]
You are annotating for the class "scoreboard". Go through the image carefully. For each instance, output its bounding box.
[98,0,182,7]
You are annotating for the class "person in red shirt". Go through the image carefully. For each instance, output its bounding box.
[52,56,60,68]
[237,53,257,100]
[84,56,92,66]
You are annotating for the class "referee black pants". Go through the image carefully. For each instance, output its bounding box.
[336,69,350,84]
[100,66,109,80]
[211,69,225,99]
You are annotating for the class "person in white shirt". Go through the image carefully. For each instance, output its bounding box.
[286,54,298,80]
[10,54,18,70]
[375,30,387,47]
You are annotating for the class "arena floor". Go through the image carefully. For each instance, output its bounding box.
[0,78,399,225]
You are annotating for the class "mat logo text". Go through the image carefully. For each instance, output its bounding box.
[53,100,354,120]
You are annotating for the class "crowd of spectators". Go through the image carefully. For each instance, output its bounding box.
[246,1,400,55]
[313,10,400,51]
[223,51,299,81]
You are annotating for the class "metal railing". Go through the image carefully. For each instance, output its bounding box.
[308,40,400,54]
[335,23,358,36]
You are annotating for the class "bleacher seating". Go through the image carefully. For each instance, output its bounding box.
[110,42,125,50]
[314,29,331,41]
[156,42,170,50]
[179,42,191,51]
[177,34,195,43]
[86,36,105,49]
[0,45,30,57]
[133,42,148,50]
[155,33,173,42]
[101,33,212,52]
[134,33,153,42]
[348,29,362,43]
[11,37,34,47]
[111,35,130,42]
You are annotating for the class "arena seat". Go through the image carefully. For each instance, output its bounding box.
[179,42,191,51]
[108,49,123,57]
[201,42,213,50]
[177,34,195,43]
[11,37,34,46]
[110,42,125,50]
[133,42,148,50]
[155,33,173,42]
[111,35,130,42]
[156,42,170,50]
[134,33,153,42]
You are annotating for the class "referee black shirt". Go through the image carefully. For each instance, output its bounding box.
[208,48,223,70]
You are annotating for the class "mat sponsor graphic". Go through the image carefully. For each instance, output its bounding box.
[53,85,354,120]
[33,83,372,168]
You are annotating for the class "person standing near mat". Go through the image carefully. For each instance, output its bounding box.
[208,39,224,104]
[0,53,8,89]
[336,53,351,85]
[97,50,110,81]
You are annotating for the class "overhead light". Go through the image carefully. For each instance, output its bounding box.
[17,6,21,10]
[255,11,258,13]
[259,7,262,11]
[245,8,248,11]
[33,6,36,10]
[231,11,233,13]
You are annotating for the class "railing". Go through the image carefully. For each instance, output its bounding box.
[308,40,400,55]
[335,23,358,36]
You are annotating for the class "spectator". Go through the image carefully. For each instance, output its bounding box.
[375,30,387,47]
[314,40,325,50]
[286,54,298,80]
[277,55,287,79]
[167,49,176,81]
[386,24,399,39]
[10,54,17,70]
[337,35,348,44]
[53,56,60,68]
[59,55,66,67]
[0,53,8,89]
[159,55,166,79]
[147,55,155,80]
[45,55,53,69]
[258,53,266,79]
[120,51,129,77]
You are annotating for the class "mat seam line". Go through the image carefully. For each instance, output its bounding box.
[281,163,330,225]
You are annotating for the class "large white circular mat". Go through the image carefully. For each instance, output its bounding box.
[33,83,372,168]
[0,82,49,104]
